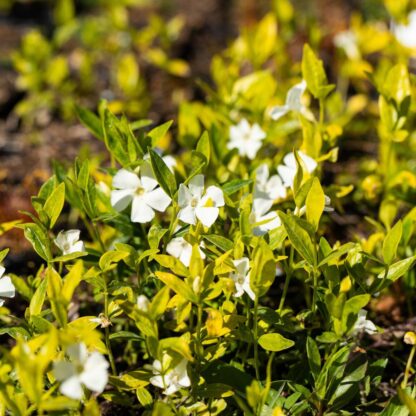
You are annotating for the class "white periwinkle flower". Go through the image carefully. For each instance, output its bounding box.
[229,258,255,301]
[228,119,266,160]
[270,80,307,121]
[250,209,281,237]
[253,164,286,215]
[137,295,150,312]
[351,309,377,336]
[178,175,224,228]
[334,30,360,59]
[149,354,191,396]
[166,237,206,267]
[53,343,109,400]
[393,10,416,49]
[277,151,317,188]
[0,266,15,306]
[111,166,171,223]
[54,230,85,255]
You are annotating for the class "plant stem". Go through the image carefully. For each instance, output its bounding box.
[103,281,117,376]
[402,344,416,388]
[253,296,260,380]
[279,245,294,313]
[311,269,319,312]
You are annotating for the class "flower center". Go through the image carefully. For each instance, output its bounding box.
[135,186,145,196]
[190,197,199,208]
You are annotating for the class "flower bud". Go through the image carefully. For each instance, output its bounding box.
[340,276,352,293]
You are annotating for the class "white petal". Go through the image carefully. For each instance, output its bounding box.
[195,207,219,227]
[252,198,273,217]
[188,175,204,199]
[140,162,158,192]
[163,155,177,172]
[298,151,317,173]
[267,175,287,200]
[201,186,224,207]
[255,164,269,186]
[286,80,307,111]
[0,276,15,299]
[53,361,76,381]
[178,184,192,208]
[394,11,416,48]
[111,189,134,212]
[149,375,165,389]
[113,169,140,190]
[137,295,150,312]
[60,375,84,400]
[70,241,85,253]
[250,123,266,141]
[67,343,88,363]
[143,188,171,212]
[245,140,263,160]
[167,238,186,257]
[131,197,155,223]
[243,279,256,301]
[277,165,296,188]
[65,230,81,245]
[164,383,180,396]
[80,352,109,393]
[270,105,289,120]
[178,206,196,225]
[233,258,249,275]
[0,266,4,279]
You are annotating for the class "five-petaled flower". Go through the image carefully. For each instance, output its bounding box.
[111,166,171,223]
[53,343,109,400]
[228,119,266,160]
[229,257,255,301]
[178,175,224,228]
[166,237,206,267]
[0,266,15,307]
[277,151,317,189]
[54,230,85,255]
[149,354,191,396]
[270,80,307,121]
[351,309,377,336]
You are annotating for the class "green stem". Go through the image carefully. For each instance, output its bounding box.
[253,296,260,380]
[103,282,117,376]
[402,345,416,388]
[195,303,203,363]
[279,246,294,313]
[311,269,319,313]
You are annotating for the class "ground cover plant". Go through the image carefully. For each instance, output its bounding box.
[2,0,416,414]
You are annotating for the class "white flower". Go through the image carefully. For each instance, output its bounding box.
[53,343,109,400]
[393,10,416,49]
[137,295,150,312]
[54,230,85,255]
[0,266,15,307]
[250,209,281,237]
[228,119,266,160]
[166,237,206,267]
[351,309,377,336]
[229,258,255,301]
[178,175,224,228]
[334,30,360,59]
[149,354,191,396]
[277,151,317,188]
[269,80,307,121]
[253,164,286,215]
[111,166,171,223]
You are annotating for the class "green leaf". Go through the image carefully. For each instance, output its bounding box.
[148,148,177,198]
[147,120,173,146]
[318,242,356,267]
[22,223,52,262]
[398,388,416,416]
[75,105,104,140]
[378,256,416,282]
[62,260,83,302]
[383,220,402,265]
[306,336,321,381]
[99,250,130,272]
[258,333,295,352]
[29,278,48,317]
[278,211,316,266]
[155,271,198,304]
[154,254,190,278]
[222,179,253,196]
[250,238,276,297]
[302,44,333,99]
[305,178,325,231]
[204,234,234,252]
[43,182,65,229]
[196,131,210,165]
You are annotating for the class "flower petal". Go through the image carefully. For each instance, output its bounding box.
[143,187,171,212]
[245,140,263,160]
[60,376,84,400]
[81,352,109,394]
[140,162,158,191]
[111,189,134,212]
[188,175,204,199]
[286,80,306,111]
[270,105,289,120]
[195,207,219,227]
[113,169,140,190]
[131,197,155,223]
[53,361,76,381]
[178,184,192,208]
[234,258,249,275]
[178,206,196,225]
[277,165,296,188]
[0,276,15,299]
[201,186,224,207]
[67,343,88,363]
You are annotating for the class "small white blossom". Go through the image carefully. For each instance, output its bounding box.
[149,354,191,396]
[253,164,286,215]
[351,309,377,336]
[393,10,416,49]
[0,266,15,307]
[54,230,85,255]
[334,30,360,59]
[229,258,255,301]
[270,80,307,121]
[178,175,224,228]
[228,119,266,160]
[53,343,109,400]
[111,166,171,223]
[166,237,206,267]
[277,151,317,188]
[250,209,281,237]
[137,295,150,312]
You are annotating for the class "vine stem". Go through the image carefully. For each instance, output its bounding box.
[253,296,260,380]
[402,344,416,388]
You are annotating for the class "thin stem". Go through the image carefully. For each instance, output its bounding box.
[279,246,294,313]
[311,269,319,312]
[103,282,117,376]
[402,345,416,388]
[253,296,260,380]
